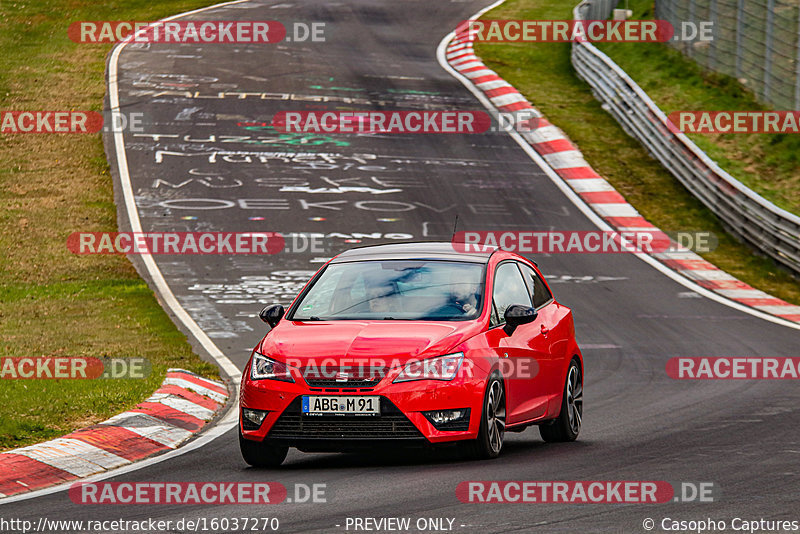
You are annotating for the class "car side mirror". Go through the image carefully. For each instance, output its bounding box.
[259,304,285,328]
[503,304,537,336]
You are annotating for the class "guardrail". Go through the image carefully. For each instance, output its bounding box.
[570,0,800,276]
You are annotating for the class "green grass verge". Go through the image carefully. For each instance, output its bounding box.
[0,0,221,451]
[474,0,800,305]
[599,0,800,216]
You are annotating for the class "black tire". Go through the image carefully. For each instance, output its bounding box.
[465,373,506,459]
[239,428,288,467]
[540,358,582,442]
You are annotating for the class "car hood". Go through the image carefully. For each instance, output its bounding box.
[258,320,482,368]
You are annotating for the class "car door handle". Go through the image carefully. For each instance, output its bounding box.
[540,325,550,336]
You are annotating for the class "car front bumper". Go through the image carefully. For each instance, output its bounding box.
[239,359,490,448]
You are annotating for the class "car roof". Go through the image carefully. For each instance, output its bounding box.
[329,241,497,264]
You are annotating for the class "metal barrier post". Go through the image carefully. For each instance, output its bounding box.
[764,0,775,101]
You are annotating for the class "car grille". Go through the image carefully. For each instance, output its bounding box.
[303,376,383,388]
[302,367,386,389]
[268,397,423,440]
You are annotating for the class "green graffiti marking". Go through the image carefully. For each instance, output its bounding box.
[309,85,365,92]
[241,125,350,147]
[386,88,441,95]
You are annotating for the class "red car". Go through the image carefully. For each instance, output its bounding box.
[239,242,583,466]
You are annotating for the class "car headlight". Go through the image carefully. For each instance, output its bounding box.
[393,352,464,383]
[250,351,294,382]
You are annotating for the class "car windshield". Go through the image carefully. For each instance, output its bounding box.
[291,260,485,321]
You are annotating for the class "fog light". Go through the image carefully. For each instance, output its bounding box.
[423,408,470,431]
[242,408,268,430]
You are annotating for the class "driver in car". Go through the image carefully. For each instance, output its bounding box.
[367,284,396,314]
[449,275,479,317]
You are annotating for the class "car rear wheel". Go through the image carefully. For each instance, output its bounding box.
[239,428,288,467]
[540,359,582,442]
[466,373,505,459]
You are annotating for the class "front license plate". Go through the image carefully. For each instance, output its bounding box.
[302,396,380,416]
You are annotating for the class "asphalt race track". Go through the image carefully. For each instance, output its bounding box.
[5,0,800,532]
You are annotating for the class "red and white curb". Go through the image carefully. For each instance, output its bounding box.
[444,28,800,325]
[0,369,228,499]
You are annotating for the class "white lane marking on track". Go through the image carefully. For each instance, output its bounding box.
[108,18,242,382]
[436,2,800,332]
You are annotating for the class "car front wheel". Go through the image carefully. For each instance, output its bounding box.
[466,373,506,459]
[239,428,288,467]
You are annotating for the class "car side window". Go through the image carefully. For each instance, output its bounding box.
[491,262,533,326]
[519,263,553,309]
